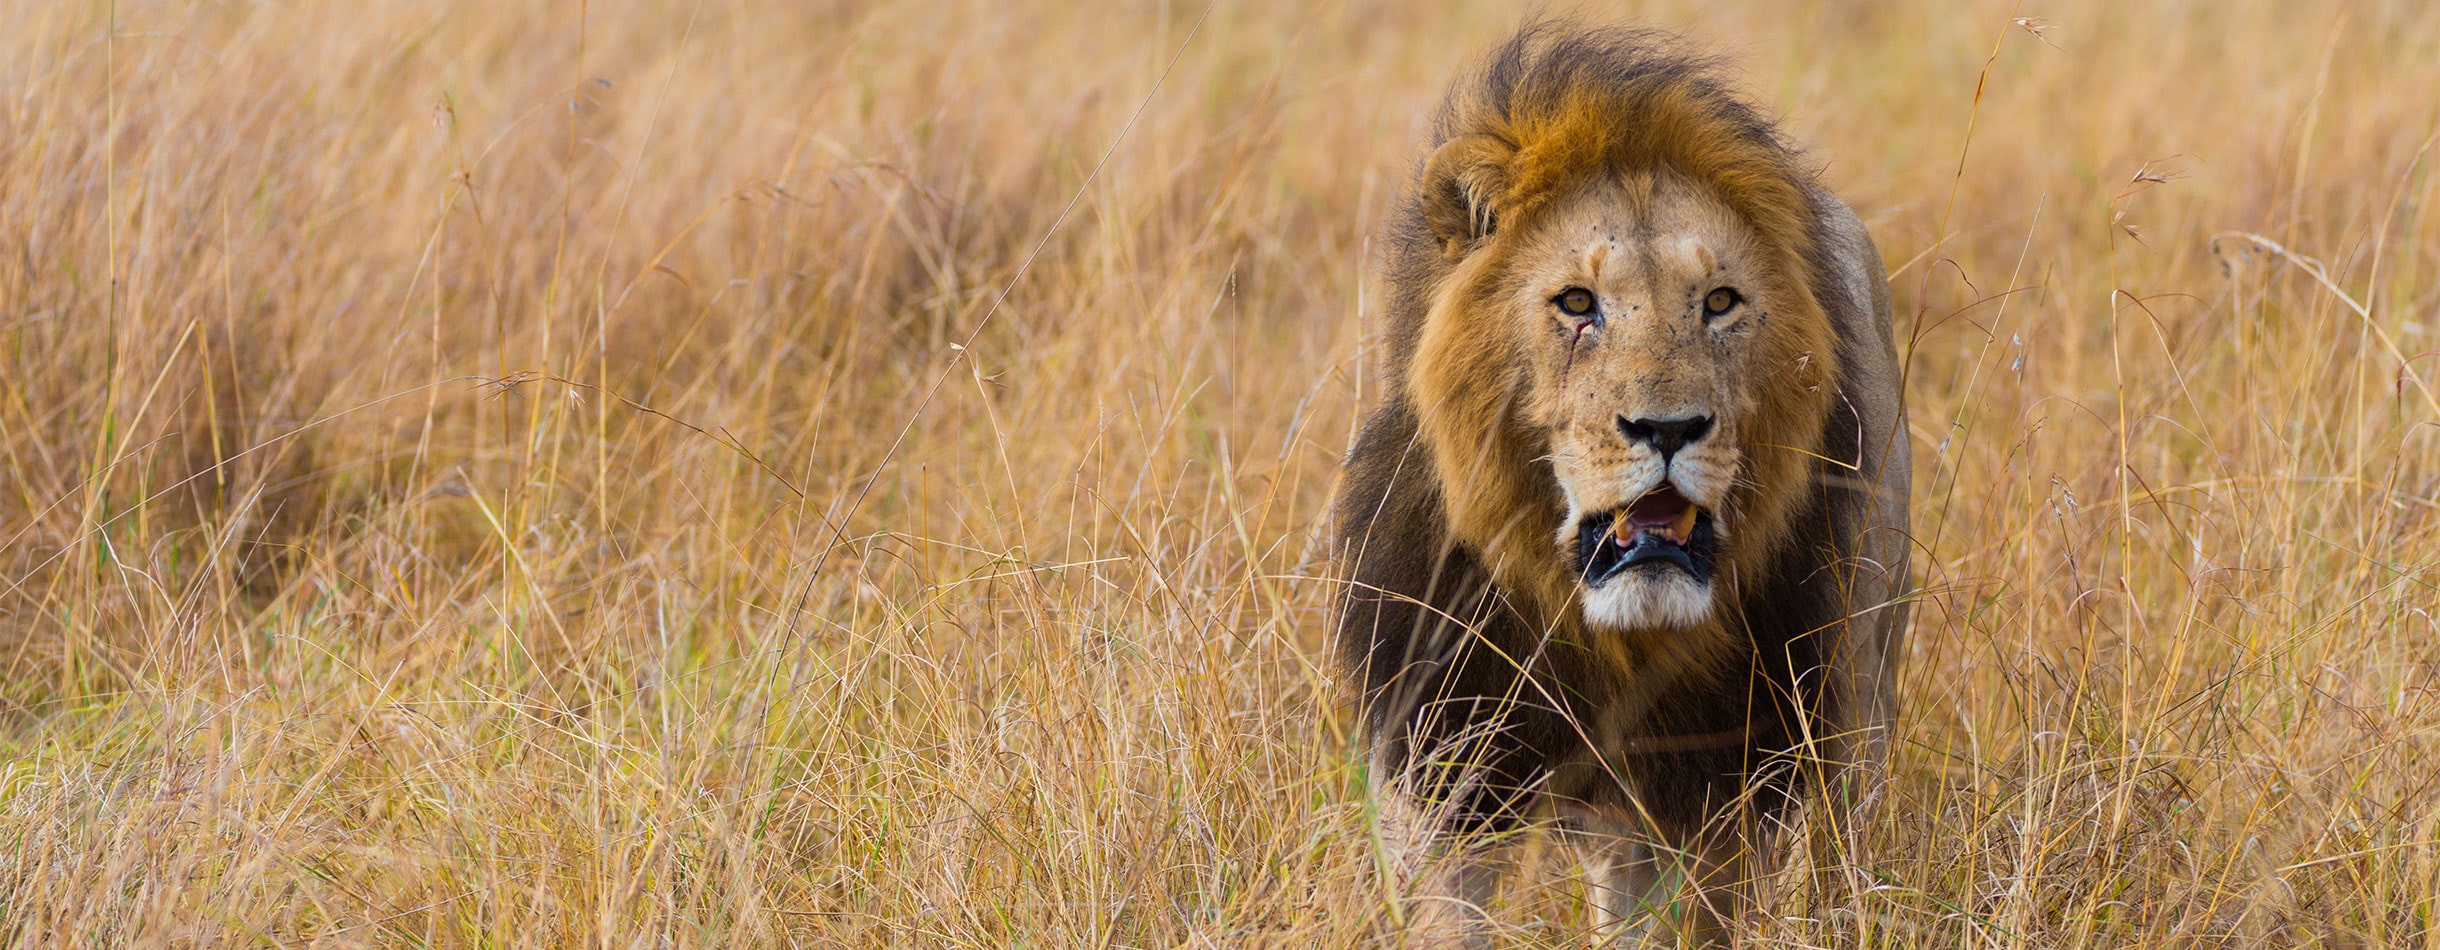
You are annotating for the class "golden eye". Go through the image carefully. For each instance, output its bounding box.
[1703,287,1740,317]
[1555,287,1597,317]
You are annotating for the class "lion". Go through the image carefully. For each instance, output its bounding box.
[1332,25,1912,946]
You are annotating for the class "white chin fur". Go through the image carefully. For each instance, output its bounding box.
[1580,573,1713,629]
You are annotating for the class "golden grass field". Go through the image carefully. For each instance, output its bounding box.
[3,0,2438,945]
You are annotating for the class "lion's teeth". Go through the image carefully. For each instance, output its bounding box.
[1671,505,1699,540]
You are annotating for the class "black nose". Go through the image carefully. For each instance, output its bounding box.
[1618,414,1714,460]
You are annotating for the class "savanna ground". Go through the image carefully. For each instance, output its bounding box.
[2,1,2437,946]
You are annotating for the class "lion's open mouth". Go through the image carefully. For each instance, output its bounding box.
[1575,485,1718,587]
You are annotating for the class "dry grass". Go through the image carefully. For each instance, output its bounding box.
[2,1,2437,946]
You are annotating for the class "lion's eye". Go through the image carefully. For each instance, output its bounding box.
[1555,287,1598,317]
[1703,287,1741,318]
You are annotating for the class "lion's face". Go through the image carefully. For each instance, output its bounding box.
[1411,164,1833,634]
[1516,173,1774,629]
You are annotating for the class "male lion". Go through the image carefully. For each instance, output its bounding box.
[1333,25,1912,946]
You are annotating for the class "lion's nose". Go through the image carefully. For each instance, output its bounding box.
[1618,414,1714,460]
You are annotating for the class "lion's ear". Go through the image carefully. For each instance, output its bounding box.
[1421,135,1515,259]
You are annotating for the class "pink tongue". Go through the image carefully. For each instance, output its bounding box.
[1626,487,1691,528]
[1613,487,1697,545]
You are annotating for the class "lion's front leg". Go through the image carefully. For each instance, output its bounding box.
[1569,802,1765,948]
[1390,842,1499,949]
[1559,803,1664,945]
[1579,836,1666,946]
[1371,758,1504,949]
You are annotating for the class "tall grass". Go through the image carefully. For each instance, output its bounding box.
[1,1,2435,945]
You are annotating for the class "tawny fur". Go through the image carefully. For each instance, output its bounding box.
[1333,24,1912,944]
